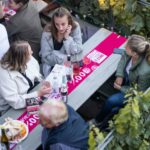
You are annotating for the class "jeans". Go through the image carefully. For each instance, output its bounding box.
[95,92,125,123]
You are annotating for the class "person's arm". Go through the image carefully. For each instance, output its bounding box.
[40,32,66,66]
[0,70,51,109]
[0,77,38,109]
[0,24,10,59]
[27,56,43,81]
[137,74,150,91]
[120,73,150,93]
[63,23,83,55]
[116,51,129,78]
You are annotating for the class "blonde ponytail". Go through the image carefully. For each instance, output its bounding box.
[127,35,150,64]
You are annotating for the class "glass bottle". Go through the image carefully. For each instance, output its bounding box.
[65,55,72,81]
[52,75,59,94]
[0,128,9,150]
[60,75,68,103]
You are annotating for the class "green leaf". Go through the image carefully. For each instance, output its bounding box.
[131,15,144,31]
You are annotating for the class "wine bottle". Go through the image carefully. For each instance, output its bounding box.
[0,128,9,150]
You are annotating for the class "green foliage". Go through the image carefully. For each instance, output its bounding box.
[59,0,150,37]
[107,86,150,150]
[88,124,105,150]
[79,0,109,26]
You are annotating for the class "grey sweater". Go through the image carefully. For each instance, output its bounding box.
[39,23,83,77]
[4,1,43,61]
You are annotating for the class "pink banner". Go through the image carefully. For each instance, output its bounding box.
[11,32,126,149]
[68,32,126,93]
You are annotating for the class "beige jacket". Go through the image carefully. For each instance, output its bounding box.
[0,57,42,113]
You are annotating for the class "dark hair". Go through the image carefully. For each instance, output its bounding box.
[48,7,77,40]
[127,34,150,64]
[1,41,30,71]
[14,0,29,5]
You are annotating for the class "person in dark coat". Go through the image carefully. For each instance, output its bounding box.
[0,0,43,61]
[39,99,89,150]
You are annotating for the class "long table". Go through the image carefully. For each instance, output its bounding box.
[0,28,126,150]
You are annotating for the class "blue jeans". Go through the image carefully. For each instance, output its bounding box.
[95,92,125,122]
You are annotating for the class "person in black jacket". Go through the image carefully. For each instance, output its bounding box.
[39,99,89,150]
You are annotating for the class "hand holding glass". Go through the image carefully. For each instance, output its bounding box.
[38,81,51,97]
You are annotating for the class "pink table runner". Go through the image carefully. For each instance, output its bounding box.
[68,32,126,93]
[10,32,126,149]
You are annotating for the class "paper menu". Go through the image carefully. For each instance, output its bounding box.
[45,64,66,88]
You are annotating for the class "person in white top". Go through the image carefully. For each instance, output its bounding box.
[0,41,51,114]
[0,23,9,59]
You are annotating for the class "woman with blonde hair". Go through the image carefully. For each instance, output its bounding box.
[40,7,83,77]
[95,34,150,127]
[0,41,51,114]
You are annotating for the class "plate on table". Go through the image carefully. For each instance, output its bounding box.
[3,119,29,143]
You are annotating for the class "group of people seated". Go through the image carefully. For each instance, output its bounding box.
[0,0,83,114]
[0,0,150,149]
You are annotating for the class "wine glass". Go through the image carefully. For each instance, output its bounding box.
[72,54,80,76]
[83,56,91,66]
[73,62,80,76]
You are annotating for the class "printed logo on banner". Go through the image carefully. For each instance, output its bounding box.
[19,114,39,129]
[91,65,98,71]
[87,50,107,64]
[82,68,91,74]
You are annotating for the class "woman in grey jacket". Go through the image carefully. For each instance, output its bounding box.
[39,7,83,77]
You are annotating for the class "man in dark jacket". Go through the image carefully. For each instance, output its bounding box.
[39,99,89,150]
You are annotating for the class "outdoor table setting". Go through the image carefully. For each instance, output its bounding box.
[0,28,127,150]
